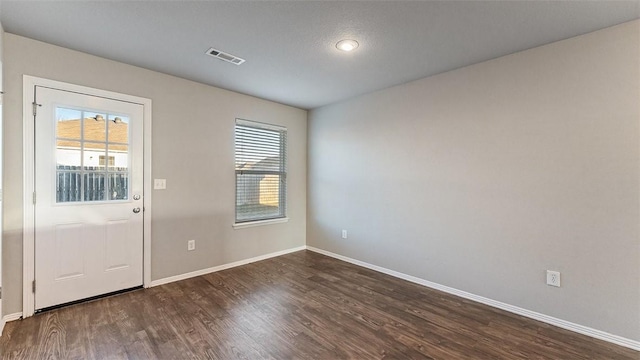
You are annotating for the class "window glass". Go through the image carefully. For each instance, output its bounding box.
[235,119,287,223]
[55,107,130,203]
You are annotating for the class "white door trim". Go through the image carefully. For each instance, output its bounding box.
[22,75,152,317]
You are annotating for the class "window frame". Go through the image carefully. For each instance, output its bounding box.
[234,118,288,226]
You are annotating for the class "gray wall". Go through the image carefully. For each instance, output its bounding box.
[308,20,639,341]
[2,34,307,315]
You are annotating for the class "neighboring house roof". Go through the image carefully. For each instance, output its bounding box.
[238,156,283,172]
[56,118,128,151]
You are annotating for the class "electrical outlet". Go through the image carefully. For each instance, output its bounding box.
[187,239,195,251]
[546,270,561,287]
[341,230,348,239]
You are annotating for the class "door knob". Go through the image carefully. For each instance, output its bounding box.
[133,194,141,200]
[133,207,141,213]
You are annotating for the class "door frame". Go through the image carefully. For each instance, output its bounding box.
[22,75,152,317]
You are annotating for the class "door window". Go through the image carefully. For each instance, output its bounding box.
[55,107,130,203]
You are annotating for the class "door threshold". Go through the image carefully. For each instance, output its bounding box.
[34,285,143,314]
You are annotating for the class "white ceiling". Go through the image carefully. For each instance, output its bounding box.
[1,1,638,110]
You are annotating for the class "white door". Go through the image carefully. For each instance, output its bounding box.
[0,58,3,324]
[34,86,144,310]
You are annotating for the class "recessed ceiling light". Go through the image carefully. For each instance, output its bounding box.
[336,39,359,52]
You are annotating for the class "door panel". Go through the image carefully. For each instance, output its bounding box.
[34,86,144,310]
[105,219,130,271]
[54,223,85,280]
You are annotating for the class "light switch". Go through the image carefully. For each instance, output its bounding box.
[154,179,167,190]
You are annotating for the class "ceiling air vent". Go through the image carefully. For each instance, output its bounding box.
[206,47,246,65]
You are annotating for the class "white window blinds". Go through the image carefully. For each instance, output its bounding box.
[235,119,287,223]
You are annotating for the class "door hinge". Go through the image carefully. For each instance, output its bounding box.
[32,280,36,293]
[0,286,2,299]
[33,191,36,205]
[32,101,42,116]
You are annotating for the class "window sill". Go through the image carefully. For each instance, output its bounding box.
[233,217,289,229]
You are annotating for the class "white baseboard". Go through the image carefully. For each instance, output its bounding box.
[306,246,640,352]
[149,245,307,287]
[1,312,23,336]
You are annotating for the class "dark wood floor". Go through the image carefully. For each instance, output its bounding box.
[1,250,637,359]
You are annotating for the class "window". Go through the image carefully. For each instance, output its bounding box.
[99,155,115,167]
[235,119,287,223]
[55,107,130,202]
